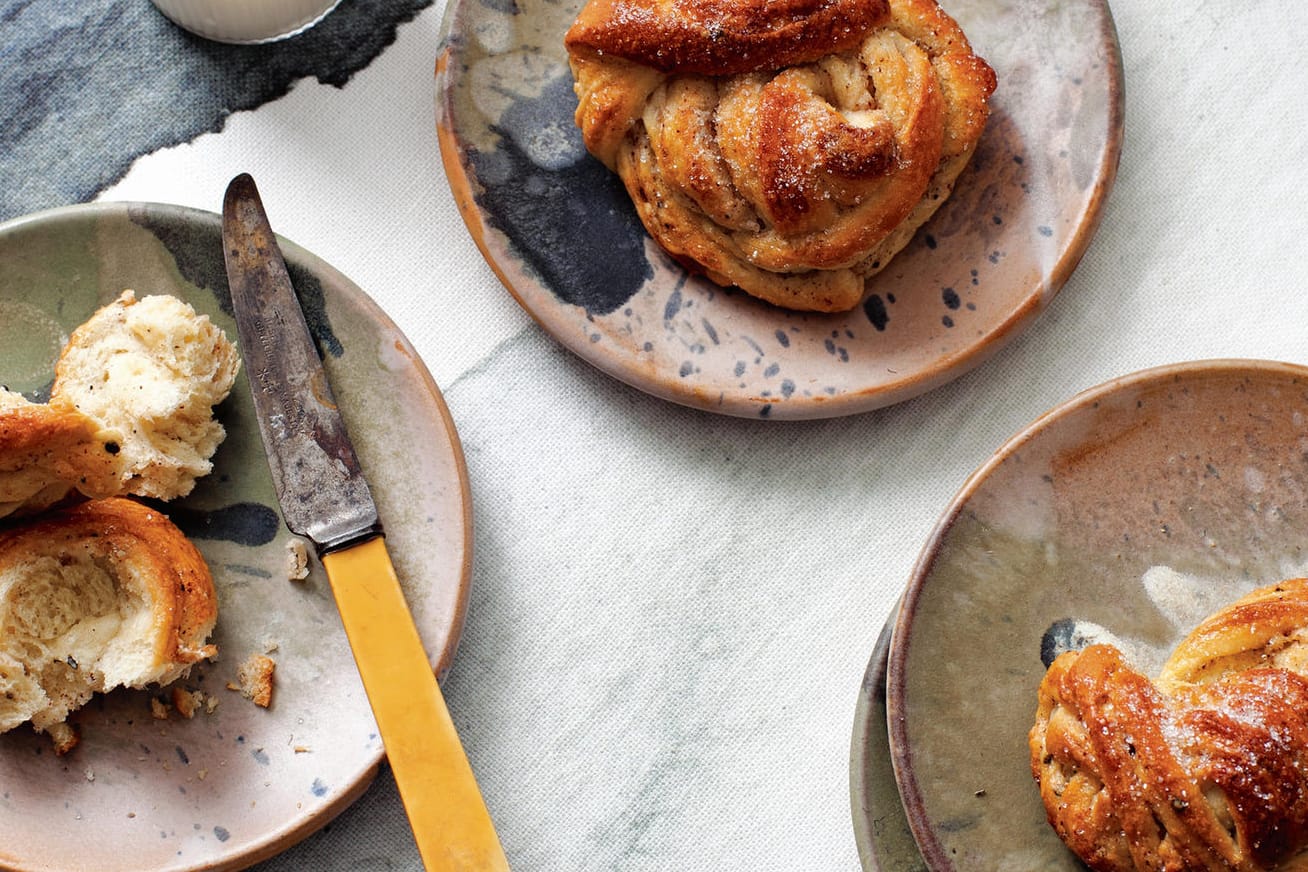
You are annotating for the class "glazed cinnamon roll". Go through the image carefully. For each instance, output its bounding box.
[565,0,996,312]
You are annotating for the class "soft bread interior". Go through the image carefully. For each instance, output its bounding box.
[0,499,218,740]
[52,291,239,500]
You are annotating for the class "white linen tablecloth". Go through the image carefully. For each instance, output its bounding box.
[8,0,1308,868]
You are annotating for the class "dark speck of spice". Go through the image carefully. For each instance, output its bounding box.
[734,361,746,377]
[774,329,790,348]
[781,379,795,398]
[311,778,328,797]
[252,748,270,766]
[1038,225,1053,237]
[764,363,779,378]
[643,341,654,352]
[942,288,960,309]
[823,338,836,355]
[924,234,937,249]
[758,404,772,418]
[176,746,189,765]
[942,315,954,328]
[992,215,1002,225]
[214,827,230,842]
[679,361,694,377]
[863,294,889,331]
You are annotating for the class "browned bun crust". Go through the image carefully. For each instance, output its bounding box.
[0,497,219,669]
[0,498,219,746]
[566,0,996,312]
[566,0,890,76]
[0,390,122,518]
[1030,579,1308,871]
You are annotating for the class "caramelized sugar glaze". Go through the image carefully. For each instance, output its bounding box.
[566,0,995,312]
[1032,578,1308,871]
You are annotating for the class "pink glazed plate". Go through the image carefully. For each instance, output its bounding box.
[436,0,1124,419]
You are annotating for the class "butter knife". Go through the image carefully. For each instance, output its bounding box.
[221,173,510,871]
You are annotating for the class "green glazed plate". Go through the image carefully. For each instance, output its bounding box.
[886,359,1308,870]
[0,202,472,872]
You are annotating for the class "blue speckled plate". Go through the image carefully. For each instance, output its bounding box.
[0,202,472,872]
[435,0,1124,420]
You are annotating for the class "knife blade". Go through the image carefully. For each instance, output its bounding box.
[222,172,510,871]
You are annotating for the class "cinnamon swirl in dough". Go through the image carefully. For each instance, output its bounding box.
[565,0,996,312]
[1030,578,1308,871]
[0,498,218,753]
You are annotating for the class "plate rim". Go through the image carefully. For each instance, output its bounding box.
[433,0,1127,420]
[883,356,1308,870]
[850,599,931,872]
[0,199,474,872]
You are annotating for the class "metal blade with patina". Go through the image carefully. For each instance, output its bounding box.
[222,171,381,554]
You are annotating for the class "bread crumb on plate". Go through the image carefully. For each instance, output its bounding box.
[286,538,310,581]
[233,654,276,708]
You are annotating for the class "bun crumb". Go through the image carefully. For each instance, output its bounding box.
[285,538,310,581]
[171,687,206,719]
[233,653,276,708]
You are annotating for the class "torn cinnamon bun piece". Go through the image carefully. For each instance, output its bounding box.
[1030,578,1308,871]
[565,0,996,312]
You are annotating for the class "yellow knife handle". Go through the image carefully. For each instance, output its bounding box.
[322,537,510,871]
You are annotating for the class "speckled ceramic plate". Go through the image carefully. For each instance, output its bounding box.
[435,0,1123,419]
[0,202,472,872]
[850,603,928,871]
[883,360,1308,870]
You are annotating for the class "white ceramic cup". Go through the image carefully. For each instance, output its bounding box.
[149,0,343,44]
